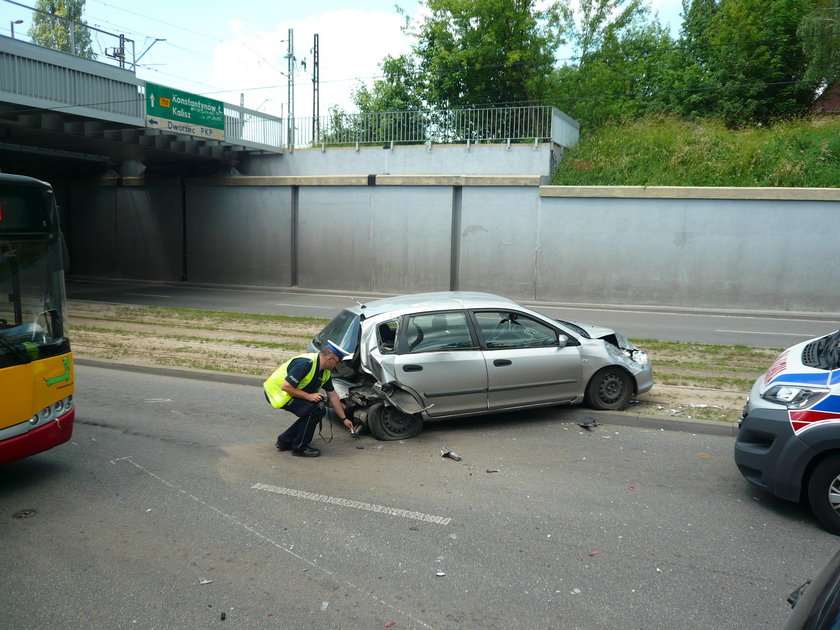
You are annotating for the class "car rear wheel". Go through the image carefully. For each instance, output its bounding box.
[808,454,840,535]
[367,402,423,441]
[585,367,633,410]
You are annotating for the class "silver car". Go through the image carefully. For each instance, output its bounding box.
[311,292,653,440]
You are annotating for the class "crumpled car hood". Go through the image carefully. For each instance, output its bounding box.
[571,322,616,340]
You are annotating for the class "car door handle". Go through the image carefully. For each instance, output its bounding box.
[403,364,423,372]
[493,359,512,367]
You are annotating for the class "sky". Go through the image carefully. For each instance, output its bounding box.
[2,0,685,120]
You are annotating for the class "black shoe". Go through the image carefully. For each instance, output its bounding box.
[292,446,321,458]
[275,439,291,451]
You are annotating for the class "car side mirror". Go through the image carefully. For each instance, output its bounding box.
[557,334,568,349]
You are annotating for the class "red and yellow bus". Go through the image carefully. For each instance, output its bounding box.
[0,174,74,464]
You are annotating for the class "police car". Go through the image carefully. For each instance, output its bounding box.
[734,328,840,534]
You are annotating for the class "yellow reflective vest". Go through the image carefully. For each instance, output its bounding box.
[263,353,330,409]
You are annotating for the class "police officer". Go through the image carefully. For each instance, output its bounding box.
[263,340,354,457]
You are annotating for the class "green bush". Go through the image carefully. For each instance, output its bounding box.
[552,115,840,187]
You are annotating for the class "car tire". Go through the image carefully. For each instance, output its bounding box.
[367,402,423,441]
[808,454,840,535]
[584,367,633,410]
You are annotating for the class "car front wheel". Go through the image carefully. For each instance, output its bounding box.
[584,367,633,410]
[808,454,840,535]
[367,402,423,441]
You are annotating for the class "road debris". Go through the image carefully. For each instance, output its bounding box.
[486,469,499,473]
[577,418,599,431]
[199,579,213,585]
[441,445,462,461]
[436,570,446,577]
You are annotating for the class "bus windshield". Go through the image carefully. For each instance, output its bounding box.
[0,181,68,368]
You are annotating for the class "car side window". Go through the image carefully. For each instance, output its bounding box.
[405,311,475,353]
[474,311,559,349]
[377,320,399,353]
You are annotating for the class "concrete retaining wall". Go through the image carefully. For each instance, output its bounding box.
[242,142,563,183]
[64,177,840,313]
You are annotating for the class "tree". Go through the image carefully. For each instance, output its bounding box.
[797,0,840,84]
[546,0,677,126]
[356,0,570,112]
[352,54,424,113]
[29,0,95,60]
[412,0,569,108]
[673,0,819,125]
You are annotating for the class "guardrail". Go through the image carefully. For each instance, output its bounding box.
[1,0,135,70]
[292,106,560,149]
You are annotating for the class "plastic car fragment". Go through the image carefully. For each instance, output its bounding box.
[441,445,462,461]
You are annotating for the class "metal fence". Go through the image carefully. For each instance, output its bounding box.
[293,106,557,149]
[225,104,284,151]
[1,0,135,70]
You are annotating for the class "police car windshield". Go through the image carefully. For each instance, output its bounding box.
[819,328,840,370]
[313,310,360,356]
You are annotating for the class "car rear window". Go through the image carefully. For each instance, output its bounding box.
[313,309,361,356]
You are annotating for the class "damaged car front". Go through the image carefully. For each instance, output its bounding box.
[310,292,653,441]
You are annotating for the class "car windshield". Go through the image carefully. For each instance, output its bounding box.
[313,309,361,356]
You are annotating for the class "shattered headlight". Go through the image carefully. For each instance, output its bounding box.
[624,349,648,366]
[761,385,828,409]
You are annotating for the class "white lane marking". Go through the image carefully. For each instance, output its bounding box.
[113,457,434,629]
[714,329,820,337]
[144,398,173,403]
[252,482,452,525]
[124,292,172,298]
[274,302,335,310]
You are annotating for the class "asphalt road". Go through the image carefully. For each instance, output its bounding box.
[2,365,837,629]
[67,279,840,348]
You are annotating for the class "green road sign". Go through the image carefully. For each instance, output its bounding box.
[145,82,225,141]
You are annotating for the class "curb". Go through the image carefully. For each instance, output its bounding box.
[75,358,739,438]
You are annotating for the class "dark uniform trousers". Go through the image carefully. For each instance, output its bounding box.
[276,397,326,451]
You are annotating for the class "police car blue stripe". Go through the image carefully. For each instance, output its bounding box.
[768,372,830,387]
[811,395,840,413]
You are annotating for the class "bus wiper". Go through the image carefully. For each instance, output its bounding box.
[0,336,32,364]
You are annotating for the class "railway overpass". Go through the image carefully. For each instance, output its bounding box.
[0,32,283,179]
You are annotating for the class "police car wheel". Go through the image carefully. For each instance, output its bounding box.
[585,367,633,411]
[807,454,840,536]
[367,402,423,441]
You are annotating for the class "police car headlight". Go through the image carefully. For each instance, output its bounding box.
[762,385,829,409]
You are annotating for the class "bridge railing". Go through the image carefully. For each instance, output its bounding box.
[224,105,285,152]
[292,105,565,150]
[1,0,136,70]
